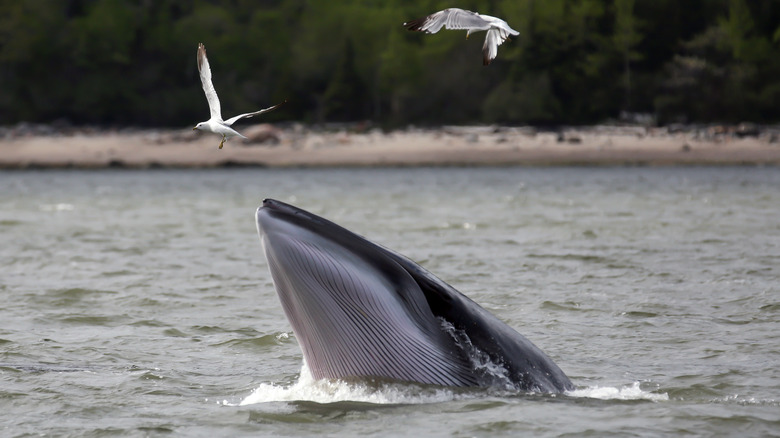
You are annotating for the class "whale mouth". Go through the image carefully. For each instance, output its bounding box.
[261,198,295,214]
[255,199,574,392]
[257,199,332,236]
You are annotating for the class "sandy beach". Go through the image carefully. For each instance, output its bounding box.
[1,124,779,168]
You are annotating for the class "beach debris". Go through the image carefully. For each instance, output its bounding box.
[735,122,760,138]
[241,124,283,146]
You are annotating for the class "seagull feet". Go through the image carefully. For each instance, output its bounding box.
[218,136,225,149]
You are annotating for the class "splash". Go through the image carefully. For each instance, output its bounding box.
[237,374,668,407]
[439,318,514,390]
[567,382,669,402]
[238,364,460,406]
[236,369,669,406]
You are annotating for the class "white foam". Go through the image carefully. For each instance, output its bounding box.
[39,203,75,212]
[717,394,778,406]
[567,382,669,402]
[237,366,668,406]
[237,364,459,406]
[438,318,514,390]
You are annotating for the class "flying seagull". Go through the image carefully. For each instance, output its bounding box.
[193,43,284,149]
[404,8,519,65]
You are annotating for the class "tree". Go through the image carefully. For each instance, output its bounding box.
[0,0,779,126]
[321,39,368,122]
[612,0,642,113]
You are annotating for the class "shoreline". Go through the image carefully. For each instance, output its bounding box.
[2,124,779,169]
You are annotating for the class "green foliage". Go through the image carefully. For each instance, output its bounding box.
[483,73,560,124]
[613,0,642,111]
[321,39,368,121]
[0,0,779,126]
[654,1,780,124]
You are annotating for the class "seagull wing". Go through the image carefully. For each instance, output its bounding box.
[482,28,512,65]
[223,100,286,127]
[197,43,222,121]
[404,8,490,34]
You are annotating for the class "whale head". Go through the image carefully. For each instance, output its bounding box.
[255,198,574,392]
[256,198,479,386]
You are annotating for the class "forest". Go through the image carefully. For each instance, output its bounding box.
[1,0,779,127]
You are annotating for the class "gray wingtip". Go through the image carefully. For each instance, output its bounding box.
[483,51,492,66]
[197,43,206,71]
[404,17,428,31]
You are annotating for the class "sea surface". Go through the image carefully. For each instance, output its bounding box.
[1,167,778,437]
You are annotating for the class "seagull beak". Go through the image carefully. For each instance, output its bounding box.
[192,126,198,131]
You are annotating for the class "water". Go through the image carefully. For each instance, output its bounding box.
[1,167,778,437]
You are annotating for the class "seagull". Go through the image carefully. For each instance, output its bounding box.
[193,43,284,149]
[404,8,519,66]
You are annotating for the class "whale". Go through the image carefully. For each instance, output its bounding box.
[255,199,574,393]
